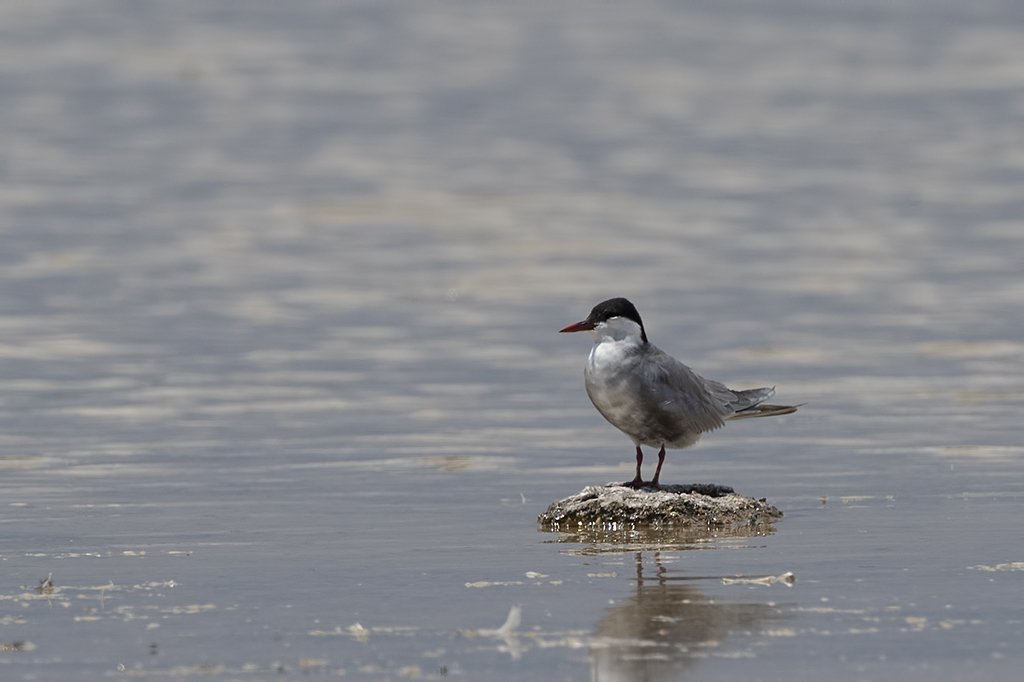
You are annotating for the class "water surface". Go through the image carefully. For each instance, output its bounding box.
[1,1,1023,679]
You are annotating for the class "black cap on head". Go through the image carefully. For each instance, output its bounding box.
[586,297,647,343]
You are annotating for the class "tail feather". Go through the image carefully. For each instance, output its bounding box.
[727,403,802,420]
[729,386,775,411]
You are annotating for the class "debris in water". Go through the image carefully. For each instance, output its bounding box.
[722,571,796,586]
[36,574,55,595]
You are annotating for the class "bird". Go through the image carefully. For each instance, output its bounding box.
[560,297,798,489]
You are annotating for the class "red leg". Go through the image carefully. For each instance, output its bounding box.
[649,445,666,490]
[621,446,646,488]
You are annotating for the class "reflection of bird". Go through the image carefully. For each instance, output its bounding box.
[589,552,789,682]
[561,298,798,489]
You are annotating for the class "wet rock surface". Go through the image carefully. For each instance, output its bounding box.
[538,484,783,530]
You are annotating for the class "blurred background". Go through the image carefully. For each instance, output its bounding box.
[1,0,1022,679]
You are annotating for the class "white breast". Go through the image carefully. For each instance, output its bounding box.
[583,337,648,441]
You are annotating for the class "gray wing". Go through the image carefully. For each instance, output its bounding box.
[644,345,785,429]
[641,346,730,435]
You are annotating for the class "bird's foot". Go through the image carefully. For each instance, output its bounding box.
[617,478,662,491]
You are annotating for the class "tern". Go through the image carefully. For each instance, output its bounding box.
[560,298,798,489]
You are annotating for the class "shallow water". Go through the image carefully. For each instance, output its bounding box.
[1,0,1023,679]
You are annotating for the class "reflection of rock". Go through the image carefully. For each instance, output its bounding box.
[539,485,782,530]
[590,553,788,682]
[542,522,777,555]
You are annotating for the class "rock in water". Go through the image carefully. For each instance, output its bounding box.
[538,484,782,529]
